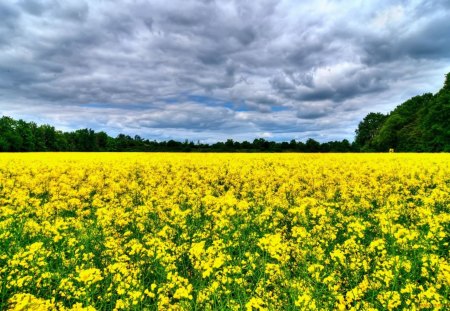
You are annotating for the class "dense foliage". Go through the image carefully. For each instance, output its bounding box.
[0,116,354,153]
[355,73,450,152]
[1,153,449,310]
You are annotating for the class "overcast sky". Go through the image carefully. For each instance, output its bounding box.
[1,0,450,142]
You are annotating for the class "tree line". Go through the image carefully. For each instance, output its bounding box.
[0,116,355,152]
[1,73,448,153]
[354,73,450,152]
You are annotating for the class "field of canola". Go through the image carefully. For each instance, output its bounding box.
[0,153,449,310]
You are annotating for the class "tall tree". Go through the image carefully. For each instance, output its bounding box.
[355,112,387,151]
[305,138,320,152]
[16,120,35,151]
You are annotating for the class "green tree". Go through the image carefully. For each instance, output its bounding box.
[96,131,109,151]
[305,138,320,152]
[422,88,450,151]
[16,120,35,151]
[355,112,387,151]
[0,116,23,151]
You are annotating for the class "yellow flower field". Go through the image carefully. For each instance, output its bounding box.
[0,153,449,310]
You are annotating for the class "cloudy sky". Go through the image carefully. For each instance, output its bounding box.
[1,0,450,142]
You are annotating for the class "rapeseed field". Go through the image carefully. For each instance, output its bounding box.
[0,153,449,310]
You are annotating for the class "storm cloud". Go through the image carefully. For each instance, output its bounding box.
[1,0,449,142]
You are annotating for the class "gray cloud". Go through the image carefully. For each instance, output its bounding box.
[1,0,450,142]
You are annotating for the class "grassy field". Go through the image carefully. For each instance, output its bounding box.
[0,153,449,310]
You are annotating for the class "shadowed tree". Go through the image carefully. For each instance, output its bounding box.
[422,79,450,151]
[355,112,387,151]
[305,138,320,152]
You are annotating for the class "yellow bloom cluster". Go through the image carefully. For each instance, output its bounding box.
[0,153,449,310]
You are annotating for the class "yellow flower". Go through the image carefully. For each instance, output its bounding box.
[77,268,103,285]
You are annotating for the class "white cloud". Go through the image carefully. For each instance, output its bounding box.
[0,0,449,142]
